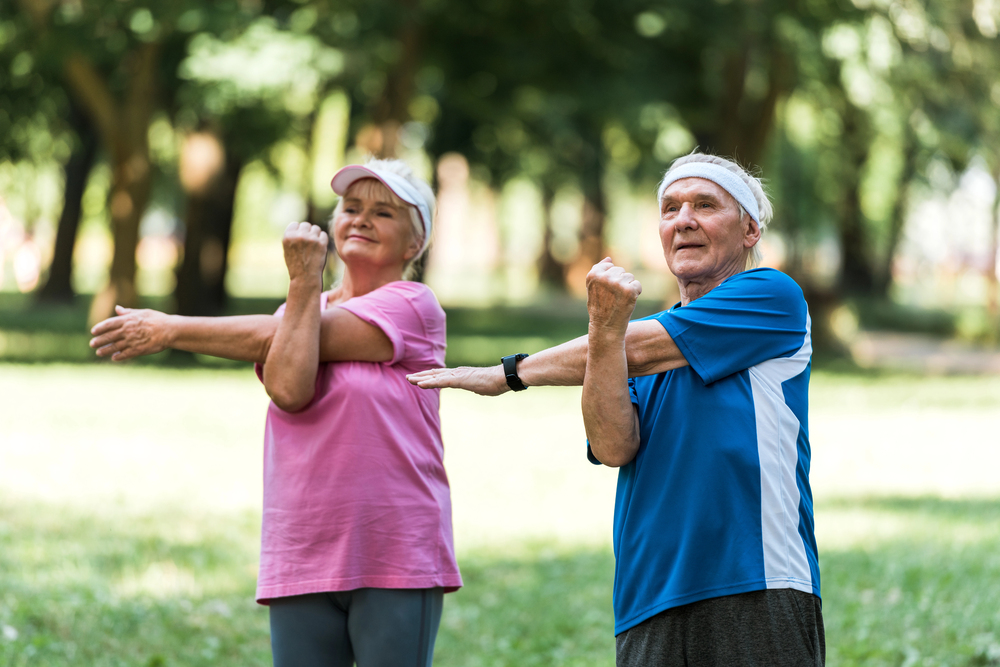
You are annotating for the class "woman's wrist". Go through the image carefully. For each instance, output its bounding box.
[285,275,323,307]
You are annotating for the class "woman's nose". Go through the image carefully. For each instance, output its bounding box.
[351,211,373,227]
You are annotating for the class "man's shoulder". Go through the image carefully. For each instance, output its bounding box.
[726,268,804,299]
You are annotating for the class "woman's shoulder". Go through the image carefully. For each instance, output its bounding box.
[375,281,443,314]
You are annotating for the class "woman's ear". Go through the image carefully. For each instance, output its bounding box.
[402,233,422,263]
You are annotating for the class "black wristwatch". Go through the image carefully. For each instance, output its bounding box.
[501,353,530,392]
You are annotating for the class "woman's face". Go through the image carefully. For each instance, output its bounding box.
[332,181,420,272]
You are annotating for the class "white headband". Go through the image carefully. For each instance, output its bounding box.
[331,165,433,253]
[657,162,760,223]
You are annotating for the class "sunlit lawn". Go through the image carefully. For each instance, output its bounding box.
[2,365,1000,666]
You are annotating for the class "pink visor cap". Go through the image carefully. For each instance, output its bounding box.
[330,165,433,253]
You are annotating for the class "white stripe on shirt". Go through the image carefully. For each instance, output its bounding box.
[749,313,814,592]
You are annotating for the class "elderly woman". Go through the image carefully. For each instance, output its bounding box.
[90,159,461,667]
[409,153,823,666]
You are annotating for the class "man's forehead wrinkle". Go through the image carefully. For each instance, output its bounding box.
[661,190,726,204]
[663,180,737,207]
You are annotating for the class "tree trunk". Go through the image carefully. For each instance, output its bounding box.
[987,164,1000,339]
[836,103,876,296]
[175,131,243,317]
[364,1,421,158]
[537,185,568,291]
[37,101,98,304]
[565,156,607,293]
[702,41,788,166]
[874,131,919,298]
[63,44,160,324]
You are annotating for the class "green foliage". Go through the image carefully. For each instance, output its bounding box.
[851,297,956,336]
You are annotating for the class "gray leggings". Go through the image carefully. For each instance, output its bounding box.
[269,588,444,667]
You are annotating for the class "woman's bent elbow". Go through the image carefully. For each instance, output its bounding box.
[266,386,315,413]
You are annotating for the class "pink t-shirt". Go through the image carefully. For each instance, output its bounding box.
[254,281,462,602]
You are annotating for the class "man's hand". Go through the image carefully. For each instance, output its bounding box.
[282,222,329,281]
[586,257,642,337]
[89,306,171,361]
[407,365,509,396]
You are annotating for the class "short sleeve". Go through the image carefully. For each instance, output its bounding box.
[337,281,445,368]
[655,269,808,385]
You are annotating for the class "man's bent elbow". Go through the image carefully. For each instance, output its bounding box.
[591,443,639,468]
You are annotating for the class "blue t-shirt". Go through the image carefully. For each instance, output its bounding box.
[589,268,820,635]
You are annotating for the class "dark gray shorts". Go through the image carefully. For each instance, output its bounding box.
[616,589,825,667]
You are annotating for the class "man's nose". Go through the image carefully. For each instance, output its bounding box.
[676,203,698,228]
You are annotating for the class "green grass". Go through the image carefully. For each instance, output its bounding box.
[2,365,1000,665]
[819,497,1000,666]
[4,497,1000,666]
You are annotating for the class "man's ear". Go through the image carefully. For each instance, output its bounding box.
[744,217,761,249]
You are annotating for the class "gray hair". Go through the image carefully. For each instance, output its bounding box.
[331,158,436,280]
[660,153,772,269]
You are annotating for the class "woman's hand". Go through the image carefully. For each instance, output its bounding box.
[586,257,642,338]
[89,306,172,361]
[282,222,329,282]
[407,366,509,396]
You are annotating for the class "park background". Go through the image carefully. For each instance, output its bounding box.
[1,0,1000,665]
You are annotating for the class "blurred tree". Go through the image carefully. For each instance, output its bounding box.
[37,101,99,303]
[168,14,339,315]
[0,4,95,302]
[11,0,274,322]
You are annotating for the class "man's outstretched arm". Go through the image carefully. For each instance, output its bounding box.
[406,261,688,395]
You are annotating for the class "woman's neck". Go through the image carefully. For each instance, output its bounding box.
[333,262,405,302]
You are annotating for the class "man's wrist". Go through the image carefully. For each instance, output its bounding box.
[501,353,529,391]
[588,323,628,350]
[163,314,180,347]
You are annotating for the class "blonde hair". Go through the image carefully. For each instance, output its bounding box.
[331,159,435,280]
[662,153,772,269]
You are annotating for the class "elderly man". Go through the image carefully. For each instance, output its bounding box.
[409,153,823,666]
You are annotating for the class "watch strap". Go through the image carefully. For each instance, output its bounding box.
[501,353,529,392]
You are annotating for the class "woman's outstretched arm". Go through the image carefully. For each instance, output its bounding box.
[90,308,277,363]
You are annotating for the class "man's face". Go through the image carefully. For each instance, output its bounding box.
[658,177,758,285]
